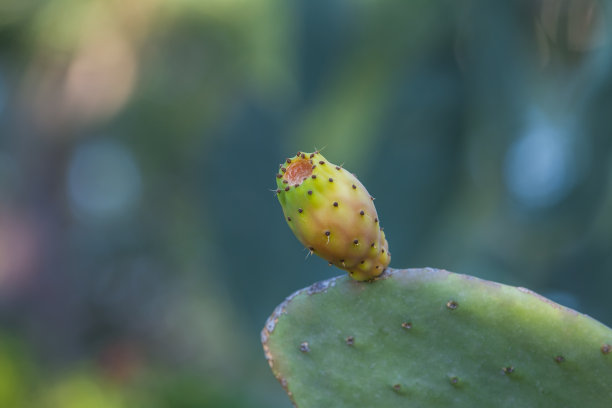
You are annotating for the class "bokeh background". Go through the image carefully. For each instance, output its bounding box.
[1,0,611,406]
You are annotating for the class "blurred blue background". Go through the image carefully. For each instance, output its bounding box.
[0,0,611,406]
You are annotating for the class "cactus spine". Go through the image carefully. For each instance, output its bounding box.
[276,151,390,281]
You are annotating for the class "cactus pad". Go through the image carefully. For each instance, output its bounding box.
[275,151,390,281]
[262,268,612,407]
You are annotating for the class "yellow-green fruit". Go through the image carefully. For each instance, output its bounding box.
[276,151,390,281]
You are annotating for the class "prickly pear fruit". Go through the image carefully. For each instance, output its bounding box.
[275,151,390,281]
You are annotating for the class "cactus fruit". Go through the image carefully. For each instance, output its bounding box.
[275,151,390,281]
[262,268,612,407]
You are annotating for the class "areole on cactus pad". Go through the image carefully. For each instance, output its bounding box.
[275,151,390,281]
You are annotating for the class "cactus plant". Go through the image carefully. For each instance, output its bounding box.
[262,268,612,407]
[267,152,612,407]
[275,151,389,281]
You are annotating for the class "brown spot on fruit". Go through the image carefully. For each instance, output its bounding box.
[299,342,310,353]
[353,239,359,245]
[308,190,312,195]
[287,217,291,221]
[311,175,317,179]
[345,336,354,346]
[450,376,459,385]
[319,161,325,165]
[298,208,303,213]
[333,202,338,207]
[360,210,365,215]
[284,186,290,191]
[401,322,412,329]
[329,178,333,182]
[554,355,565,363]
[602,344,611,354]
[325,231,330,236]
[352,184,356,189]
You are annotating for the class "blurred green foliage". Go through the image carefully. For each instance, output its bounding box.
[0,0,611,406]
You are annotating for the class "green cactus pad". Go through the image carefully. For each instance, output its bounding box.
[262,268,612,407]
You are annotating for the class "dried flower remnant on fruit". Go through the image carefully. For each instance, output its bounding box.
[284,159,313,186]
